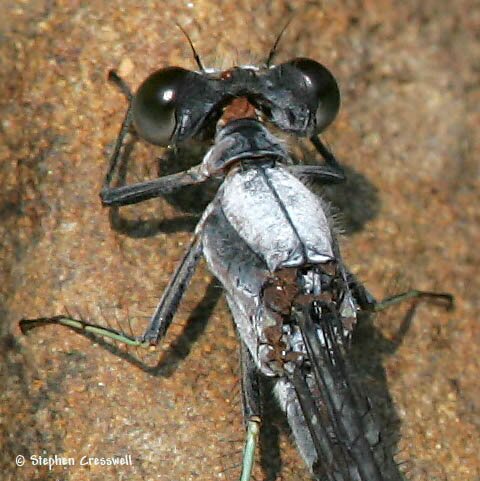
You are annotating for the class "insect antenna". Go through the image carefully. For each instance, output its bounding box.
[264,14,295,67]
[175,22,205,72]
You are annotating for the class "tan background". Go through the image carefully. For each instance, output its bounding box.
[1,1,478,480]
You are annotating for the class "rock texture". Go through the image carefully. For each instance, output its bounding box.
[1,1,478,480]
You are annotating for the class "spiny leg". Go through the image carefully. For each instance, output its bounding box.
[288,164,345,185]
[371,289,454,312]
[347,273,454,313]
[101,165,209,206]
[20,315,147,347]
[346,273,454,355]
[104,70,135,189]
[239,341,261,481]
[133,191,223,344]
[142,233,203,344]
[20,231,204,348]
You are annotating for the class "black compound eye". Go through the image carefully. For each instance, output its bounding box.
[132,67,190,146]
[289,58,340,133]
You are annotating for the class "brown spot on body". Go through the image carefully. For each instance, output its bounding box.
[219,97,257,126]
[260,264,347,372]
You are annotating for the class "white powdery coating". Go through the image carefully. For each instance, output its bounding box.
[221,165,334,272]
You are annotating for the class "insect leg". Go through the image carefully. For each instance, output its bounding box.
[21,168,222,347]
[288,165,345,185]
[19,315,148,346]
[108,70,133,101]
[371,289,454,311]
[20,225,204,347]
[101,166,208,206]
[310,135,345,182]
[239,341,261,481]
[141,232,203,344]
[104,72,135,188]
[101,71,209,207]
[346,272,454,312]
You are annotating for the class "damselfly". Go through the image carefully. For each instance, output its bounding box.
[20,27,453,481]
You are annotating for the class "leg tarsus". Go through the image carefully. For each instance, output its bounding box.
[20,228,205,349]
[346,270,454,313]
[373,290,454,312]
[19,315,148,347]
[239,417,261,481]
